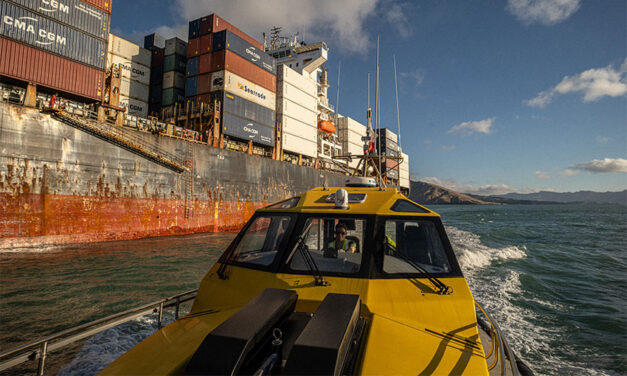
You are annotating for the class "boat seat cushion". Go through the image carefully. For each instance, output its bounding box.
[184,288,298,375]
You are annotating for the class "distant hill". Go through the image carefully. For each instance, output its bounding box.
[496,190,627,205]
[466,194,563,205]
[409,181,494,205]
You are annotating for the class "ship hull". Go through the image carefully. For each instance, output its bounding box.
[0,103,345,249]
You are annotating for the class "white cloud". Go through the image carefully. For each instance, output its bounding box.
[447,118,495,136]
[570,158,627,173]
[400,70,424,87]
[535,170,550,179]
[558,169,579,177]
[507,0,580,25]
[420,177,522,195]
[526,59,627,107]
[148,0,410,55]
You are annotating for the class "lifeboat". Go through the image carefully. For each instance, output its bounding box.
[101,184,534,376]
[318,120,335,134]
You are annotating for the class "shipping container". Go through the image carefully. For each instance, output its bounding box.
[280,114,317,141]
[196,73,211,94]
[149,83,162,102]
[282,133,317,158]
[278,64,316,96]
[200,14,263,50]
[210,50,276,93]
[188,18,200,40]
[82,0,111,14]
[198,53,211,74]
[376,128,398,143]
[162,71,185,90]
[399,177,410,189]
[8,0,110,40]
[277,98,317,126]
[163,54,186,74]
[211,70,276,110]
[212,30,275,74]
[220,91,275,128]
[200,33,212,54]
[185,76,198,97]
[150,65,162,85]
[106,52,150,85]
[150,48,164,67]
[161,87,184,106]
[144,33,165,50]
[186,56,199,76]
[118,94,148,117]
[119,76,148,101]
[187,37,199,57]
[186,93,212,107]
[108,34,151,67]
[0,37,103,100]
[0,1,106,69]
[383,167,399,180]
[222,112,275,147]
[164,37,186,57]
[277,81,316,110]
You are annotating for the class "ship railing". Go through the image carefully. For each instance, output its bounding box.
[475,301,521,376]
[0,289,198,376]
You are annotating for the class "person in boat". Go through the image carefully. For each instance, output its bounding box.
[324,223,356,258]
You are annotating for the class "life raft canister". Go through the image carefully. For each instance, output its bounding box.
[318,120,335,134]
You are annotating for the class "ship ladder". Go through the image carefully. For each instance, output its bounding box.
[184,142,194,219]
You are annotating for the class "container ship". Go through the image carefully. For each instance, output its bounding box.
[0,1,411,249]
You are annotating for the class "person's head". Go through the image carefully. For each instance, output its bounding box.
[334,223,348,240]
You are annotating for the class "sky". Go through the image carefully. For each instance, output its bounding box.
[110,0,626,195]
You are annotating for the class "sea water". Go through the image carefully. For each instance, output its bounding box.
[0,204,624,375]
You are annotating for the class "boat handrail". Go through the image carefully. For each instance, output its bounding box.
[475,300,521,376]
[0,289,198,376]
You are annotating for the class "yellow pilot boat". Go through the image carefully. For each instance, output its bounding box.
[101,179,533,375]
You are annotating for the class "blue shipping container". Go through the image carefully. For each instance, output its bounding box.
[188,18,200,40]
[222,112,275,147]
[212,30,276,74]
[185,77,198,97]
[186,57,199,76]
[221,91,275,128]
[144,33,165,49]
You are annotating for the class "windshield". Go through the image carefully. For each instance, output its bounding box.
[289,217,365,275]
[230,215,291,266]
[382,219,451,274]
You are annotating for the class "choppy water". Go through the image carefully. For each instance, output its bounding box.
[1,204,625,375]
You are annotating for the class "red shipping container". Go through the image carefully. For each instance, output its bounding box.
[151,49,164,67]
[187,38,200,57]
[0,38,104,101]
[197,73,212,94]
[189,93,213,107]
[200,14,264,51]
[199,54,212,74]
[82,0,112,13]
[200,34,212,54]
[210,50,276,92]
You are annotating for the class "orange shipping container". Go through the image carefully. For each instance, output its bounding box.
[199,54,212,74]
[187,38,200,57]
[200,34,212,54]
[200,14,263,51]
[0,37,104,101]
[197,73,212,94]
[210,50,275,93]
[82,0,112,13]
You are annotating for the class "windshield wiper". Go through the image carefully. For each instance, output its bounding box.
[384,238,451,295]
[294,222,328,286]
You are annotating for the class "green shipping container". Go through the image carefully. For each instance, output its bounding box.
[163,54,187,74]
[162,88,185,106]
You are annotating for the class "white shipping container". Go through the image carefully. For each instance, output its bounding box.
[165,38,187,57]
[277,98,317,126]
[278,65,317,96]
[119,77,149,102]
[400,177,410,189]
[218,71,276,110]
[108,34,151,68]
[400,152,410,173]
[283,133,317,158]
[162,71,186,90]
[338,128,364,146]
[119,95,148,118]
[107,53,151,86]
[278,81,317,111]
[280,114,317,141]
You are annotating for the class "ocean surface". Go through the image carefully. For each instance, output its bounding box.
[0,204,625,375]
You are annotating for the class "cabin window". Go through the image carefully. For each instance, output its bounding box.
[382,220,451,274]
[231,216,291,266]
[289,217,364,274]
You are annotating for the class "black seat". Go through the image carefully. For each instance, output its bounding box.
[184,288,298,375]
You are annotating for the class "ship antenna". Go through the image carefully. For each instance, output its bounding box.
[375,35,382,190]
[394,54,402,188]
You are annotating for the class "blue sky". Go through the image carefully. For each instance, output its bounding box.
[111,0,626,194]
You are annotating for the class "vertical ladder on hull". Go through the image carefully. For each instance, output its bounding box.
[184,142,194,219]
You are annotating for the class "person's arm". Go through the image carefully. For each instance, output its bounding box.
[348,241,357,253]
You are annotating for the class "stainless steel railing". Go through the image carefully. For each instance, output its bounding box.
[0,289,197,376]
[475,300,521,376]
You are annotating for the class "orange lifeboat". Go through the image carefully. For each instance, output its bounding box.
[318,120,335,134]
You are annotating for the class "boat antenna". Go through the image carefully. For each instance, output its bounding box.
[375,35,382,189]
[394,54,401,188]
[336,60,341,114]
